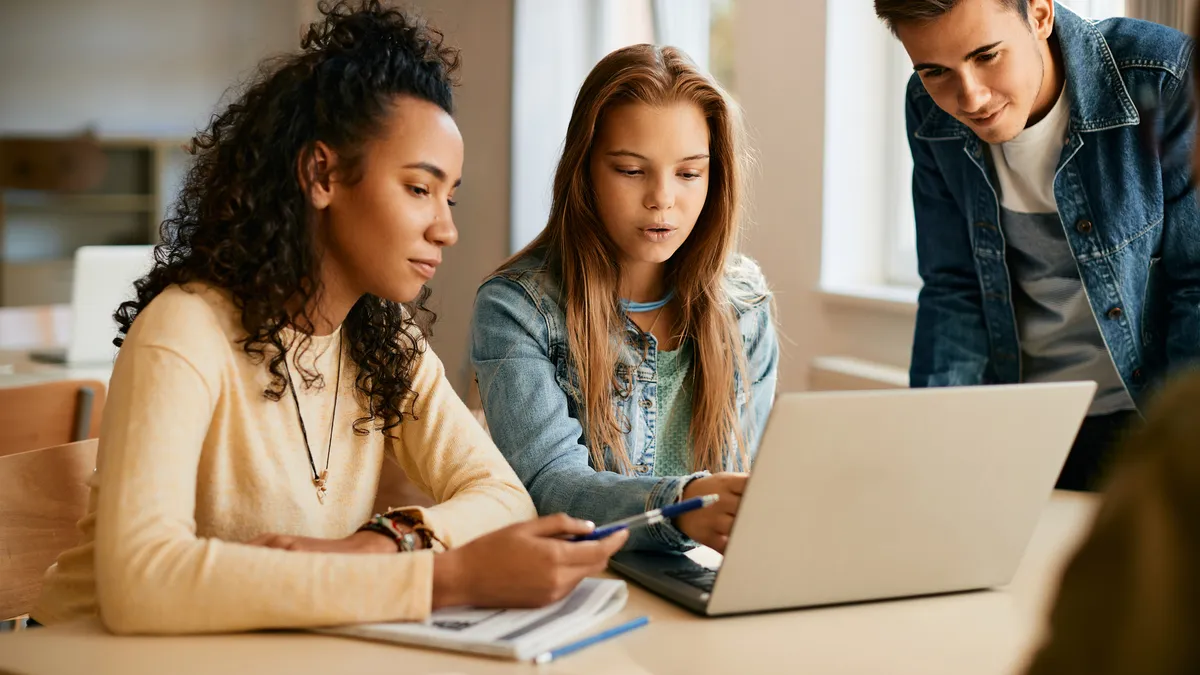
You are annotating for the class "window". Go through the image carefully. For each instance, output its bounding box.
[510,0,729,253]
[880,0,1126,288]
[1069,0,1128,17]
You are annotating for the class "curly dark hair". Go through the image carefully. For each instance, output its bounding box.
[114,0,461,435]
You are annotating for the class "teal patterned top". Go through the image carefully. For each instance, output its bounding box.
[653,340,694,476]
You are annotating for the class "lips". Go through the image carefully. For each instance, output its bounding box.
[409,258,440,279]
[642,223,676,234]
[966,103,1007,127]
[640,224,677,243]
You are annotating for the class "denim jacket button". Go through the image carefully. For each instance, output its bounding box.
[635,464,650,474]
[1132,368,1145,384]
[641,399,654,410]
[1076,219,1094,234]
[1107,306,1124,321]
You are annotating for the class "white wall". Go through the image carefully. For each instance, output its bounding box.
[509,0,594,253]
[821,0,892,290]
[734,0,916,391]
[0,0,301,136]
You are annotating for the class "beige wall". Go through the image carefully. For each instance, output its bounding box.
[297,0,515,395]
[409,0,515,396]
[734,0,917,392]
[733,0,828,392]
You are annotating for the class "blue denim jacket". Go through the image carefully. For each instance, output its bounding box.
[907,6,1200,406]
[470,249,779,551]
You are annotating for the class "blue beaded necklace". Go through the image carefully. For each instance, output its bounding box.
[620,289,675,313]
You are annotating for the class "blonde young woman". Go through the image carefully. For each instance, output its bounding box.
[470,45,779,554]
[31,1,625,634]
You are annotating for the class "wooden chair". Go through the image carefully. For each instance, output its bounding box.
[0,439,98,622]
[0,379,105,458]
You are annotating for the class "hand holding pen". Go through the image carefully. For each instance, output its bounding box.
[674,472,748,553]
[570,494,722,541]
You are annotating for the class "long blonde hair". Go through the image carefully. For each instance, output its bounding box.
[500,44,751,474]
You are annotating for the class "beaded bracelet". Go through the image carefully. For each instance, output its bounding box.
[383,510,438,550]
[356,511,437,552]
[357,515,417,552]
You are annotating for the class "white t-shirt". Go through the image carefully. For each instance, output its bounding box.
[988,87,1135,416]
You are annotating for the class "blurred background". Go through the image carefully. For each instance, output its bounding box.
[0,0,1184,400]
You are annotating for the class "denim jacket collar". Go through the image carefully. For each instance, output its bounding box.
[913,3,1139,143]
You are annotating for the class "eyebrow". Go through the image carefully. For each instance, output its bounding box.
[913,41,1002,71]
[606,150,711,163]
[404,161,462,188]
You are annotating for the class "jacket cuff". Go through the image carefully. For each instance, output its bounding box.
[643,471,709,550]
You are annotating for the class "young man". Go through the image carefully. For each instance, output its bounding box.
[876,0,1200,490]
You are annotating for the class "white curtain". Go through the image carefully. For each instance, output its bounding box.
[1060,0,1127,18]
[509,0,711,253]
[1125,0,1196,30]
[651,0,712,72]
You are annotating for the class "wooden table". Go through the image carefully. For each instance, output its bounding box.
[0,493,1098,675]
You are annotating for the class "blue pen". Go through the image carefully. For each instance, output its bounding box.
[532,615,650,664]
[570,494,720,541]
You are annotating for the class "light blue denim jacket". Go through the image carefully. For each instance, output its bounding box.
[470,248,779,551]
[907,5,1200,404]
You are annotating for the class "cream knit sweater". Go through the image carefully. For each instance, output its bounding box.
[33,284,535,634]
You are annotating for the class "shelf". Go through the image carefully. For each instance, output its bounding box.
[2,192,156,214]
[0,136,184,307]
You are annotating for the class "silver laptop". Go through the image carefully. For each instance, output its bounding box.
[31,245,156,365]
[608,381,1096,616]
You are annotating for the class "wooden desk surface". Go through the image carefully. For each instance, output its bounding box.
[0,493,1098,675]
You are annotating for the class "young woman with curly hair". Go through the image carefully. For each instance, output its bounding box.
[31,0,625,635]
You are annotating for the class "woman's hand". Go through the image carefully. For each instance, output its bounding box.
[431,514,628,609]
[246,529,401,554]
[674,472,747,553]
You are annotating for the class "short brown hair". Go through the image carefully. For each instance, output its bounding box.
[874,0,1029,35]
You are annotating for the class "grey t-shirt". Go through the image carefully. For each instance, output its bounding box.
[988,87,1135,416]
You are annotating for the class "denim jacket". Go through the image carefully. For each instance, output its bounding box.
[907,5,1200,407]
[470,248,779,551]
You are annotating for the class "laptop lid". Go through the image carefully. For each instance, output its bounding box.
[704,381,1096,616]
[66,245,156,364]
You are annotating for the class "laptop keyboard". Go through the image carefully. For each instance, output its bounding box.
[665,566,717,592]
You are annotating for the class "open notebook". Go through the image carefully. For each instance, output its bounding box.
[314,578,628,661]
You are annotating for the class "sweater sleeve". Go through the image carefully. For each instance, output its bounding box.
[383,344,538,547]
